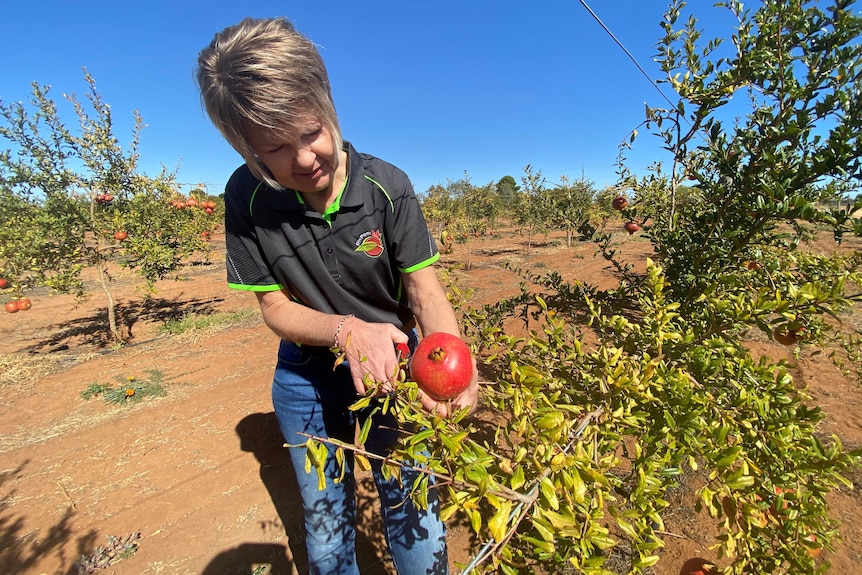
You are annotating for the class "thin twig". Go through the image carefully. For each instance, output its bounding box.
[15,527,40,542]
[296,432,536,505]
[653,529,692,540]
[57,480,76,509]
[299,405,604,574]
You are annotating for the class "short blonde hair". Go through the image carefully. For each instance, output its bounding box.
[195,17,343,188]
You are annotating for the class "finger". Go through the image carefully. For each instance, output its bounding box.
[417,389,440,413]
[378,378,396,395]
[417,389,456,417]
[450,386,479,414]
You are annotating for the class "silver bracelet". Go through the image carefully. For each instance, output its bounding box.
[333,314,355,348]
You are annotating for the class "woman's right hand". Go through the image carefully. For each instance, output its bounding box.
[336,315,409,396]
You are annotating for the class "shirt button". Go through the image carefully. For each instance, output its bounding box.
[326,247,333,254]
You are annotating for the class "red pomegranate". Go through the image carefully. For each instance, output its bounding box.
[679,557,717,575]
[612,196,628,210]
[410,333,472,401]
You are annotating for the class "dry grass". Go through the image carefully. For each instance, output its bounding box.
[0,352,99,388]
[157,307,261,343]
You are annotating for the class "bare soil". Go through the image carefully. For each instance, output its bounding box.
[1,228,860,575]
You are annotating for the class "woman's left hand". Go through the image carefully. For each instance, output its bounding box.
[417,356,479,417]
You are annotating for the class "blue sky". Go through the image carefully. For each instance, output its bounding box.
[1,1,742,196]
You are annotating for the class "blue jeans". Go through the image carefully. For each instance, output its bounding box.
[271,338,449,575]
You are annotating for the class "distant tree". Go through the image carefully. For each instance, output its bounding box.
[495,175,520,213]
[419,183,455,238]
[547,176,597,247]
[0,71,217,342]
[462,181,499,236]
[513,165,553,252]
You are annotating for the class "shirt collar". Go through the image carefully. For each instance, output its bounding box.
[338,141,365,208]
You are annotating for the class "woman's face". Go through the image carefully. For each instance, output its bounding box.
[248,117,339,193]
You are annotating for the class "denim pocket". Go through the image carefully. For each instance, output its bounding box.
[276,340,313,367]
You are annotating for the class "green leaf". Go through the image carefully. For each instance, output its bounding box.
[358,414,375,445]
[439,432,461,454]
[349,395,373,411]
[521,535,555,555]
[510,465,526,491]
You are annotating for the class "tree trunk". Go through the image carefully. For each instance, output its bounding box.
[96,263,121,342]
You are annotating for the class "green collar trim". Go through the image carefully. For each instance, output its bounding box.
[291,166,349,224]
[322,174,347,222]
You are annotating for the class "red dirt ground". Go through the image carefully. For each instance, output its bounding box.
[1,227,860,574]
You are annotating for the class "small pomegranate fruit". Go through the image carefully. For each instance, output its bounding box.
[679,557,717,575]
[624,221,641,235]
[612,196,628,210]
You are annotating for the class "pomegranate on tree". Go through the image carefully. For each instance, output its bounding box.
[773,325,805,346]
[410,332,472,401]
[679,558,717,575]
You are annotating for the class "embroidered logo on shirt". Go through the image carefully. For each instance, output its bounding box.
[355,229,384,258]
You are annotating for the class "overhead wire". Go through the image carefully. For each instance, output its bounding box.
[577,0,679,110]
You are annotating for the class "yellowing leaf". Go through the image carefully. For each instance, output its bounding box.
[349,395,373,411]
[488,500,513,542]
[355,453,371,472]
[440,502,459,522]
[570,469,587,503]
[540,476,560,510]
[468,508,482,534]
[335,448,346,483]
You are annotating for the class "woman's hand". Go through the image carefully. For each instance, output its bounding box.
[417,356,479,417]
[401,266,481,417]
[337,315,408,396]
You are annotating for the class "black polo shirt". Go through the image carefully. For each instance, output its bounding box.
[223,141,439,330]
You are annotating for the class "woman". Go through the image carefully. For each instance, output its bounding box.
[195,16,479,575]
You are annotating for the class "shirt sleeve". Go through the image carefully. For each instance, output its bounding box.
[384,169,440,274]
[223,168,282,292]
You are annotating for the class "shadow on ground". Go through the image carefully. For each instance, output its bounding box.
[0,460,99,575]
[203,412,393,574]
[21,295,226,353]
